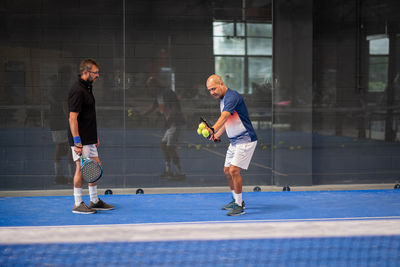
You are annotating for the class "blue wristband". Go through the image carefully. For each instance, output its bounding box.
[73,136,81,144]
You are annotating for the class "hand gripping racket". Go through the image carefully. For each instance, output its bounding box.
[199,117,221,143]
[80,156,103,183]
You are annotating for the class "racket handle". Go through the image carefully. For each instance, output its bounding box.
[214,138,221,143]
[80,156,88,165]
[210,135,221,143]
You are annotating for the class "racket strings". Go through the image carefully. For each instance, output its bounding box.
[81,161,102,182]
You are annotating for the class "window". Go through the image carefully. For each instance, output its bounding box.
[367,35,389,93]
[213,21,272,94]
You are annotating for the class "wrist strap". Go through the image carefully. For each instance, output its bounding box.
[74,143,83,148]
[73,136,81,144]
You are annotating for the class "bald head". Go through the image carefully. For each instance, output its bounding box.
[206,74,223,87]
[206,74,227,99]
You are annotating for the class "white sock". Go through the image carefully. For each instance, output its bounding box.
[89,185,99,204]
[234,193,243,206]
[74,187,83,206]
[231,190,235,200]
[54,162,61,175]
[165,162,171,173]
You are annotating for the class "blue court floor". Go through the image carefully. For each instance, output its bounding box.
[1,190,400,266]
[1,190,400,226]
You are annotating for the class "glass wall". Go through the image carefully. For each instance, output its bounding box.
[310,0,400,184]
[272,0,400,186]
[0,0,125,189]
[1,0,399,192]
[0,0,274,190]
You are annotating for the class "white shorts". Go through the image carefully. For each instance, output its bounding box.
[224,141,257,170]
[162,125,182,146]
[71,144,99,162]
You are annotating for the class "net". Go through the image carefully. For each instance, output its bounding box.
[1,220,399,266]
[1,236,399,266]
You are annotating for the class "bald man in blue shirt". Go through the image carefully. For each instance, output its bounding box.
[205,74,258,216]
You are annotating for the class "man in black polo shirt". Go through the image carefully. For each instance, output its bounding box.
[68,58,113,214]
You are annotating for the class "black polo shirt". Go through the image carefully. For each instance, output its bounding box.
[67,78,98,146]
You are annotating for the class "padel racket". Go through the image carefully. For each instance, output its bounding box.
[80,156,103,183]
[199,117,221,142]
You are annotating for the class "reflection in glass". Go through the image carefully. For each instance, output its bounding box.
[213,21,272,94]
[215,56,244,93]
[1,1,276,190]
[213,22,245,37]
[213,37,245,55]
[367,36,389,92]
[369,37,389,55]
[249,57,272,94]
[247,23,272,37]
[213,22,234,36]
[247,38,272,55]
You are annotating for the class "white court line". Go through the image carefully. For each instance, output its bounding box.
[1,219,399,244]
[151,133,288,176]
[2,215,400,229]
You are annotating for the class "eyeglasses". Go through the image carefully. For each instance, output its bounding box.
[88,70,99,75]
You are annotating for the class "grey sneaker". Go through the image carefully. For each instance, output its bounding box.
[221,199,245,210]
[226,203,245,216]
[73,202,96,214]
[89,198,114,210]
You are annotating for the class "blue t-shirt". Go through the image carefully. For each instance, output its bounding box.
[220,89,257,145]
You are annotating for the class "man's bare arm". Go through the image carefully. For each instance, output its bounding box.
[212,111,231,133]
[214,124,226,139]
[69,112,80,138]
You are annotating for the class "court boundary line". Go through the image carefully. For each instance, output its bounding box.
[1,219,400,244]
[152,133,288,176]
[2,215,400,230]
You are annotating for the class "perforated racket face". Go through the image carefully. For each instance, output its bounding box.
[81,160,102,183]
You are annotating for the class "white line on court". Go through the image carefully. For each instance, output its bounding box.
[1,219,399,244]
[151,133,288,176]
